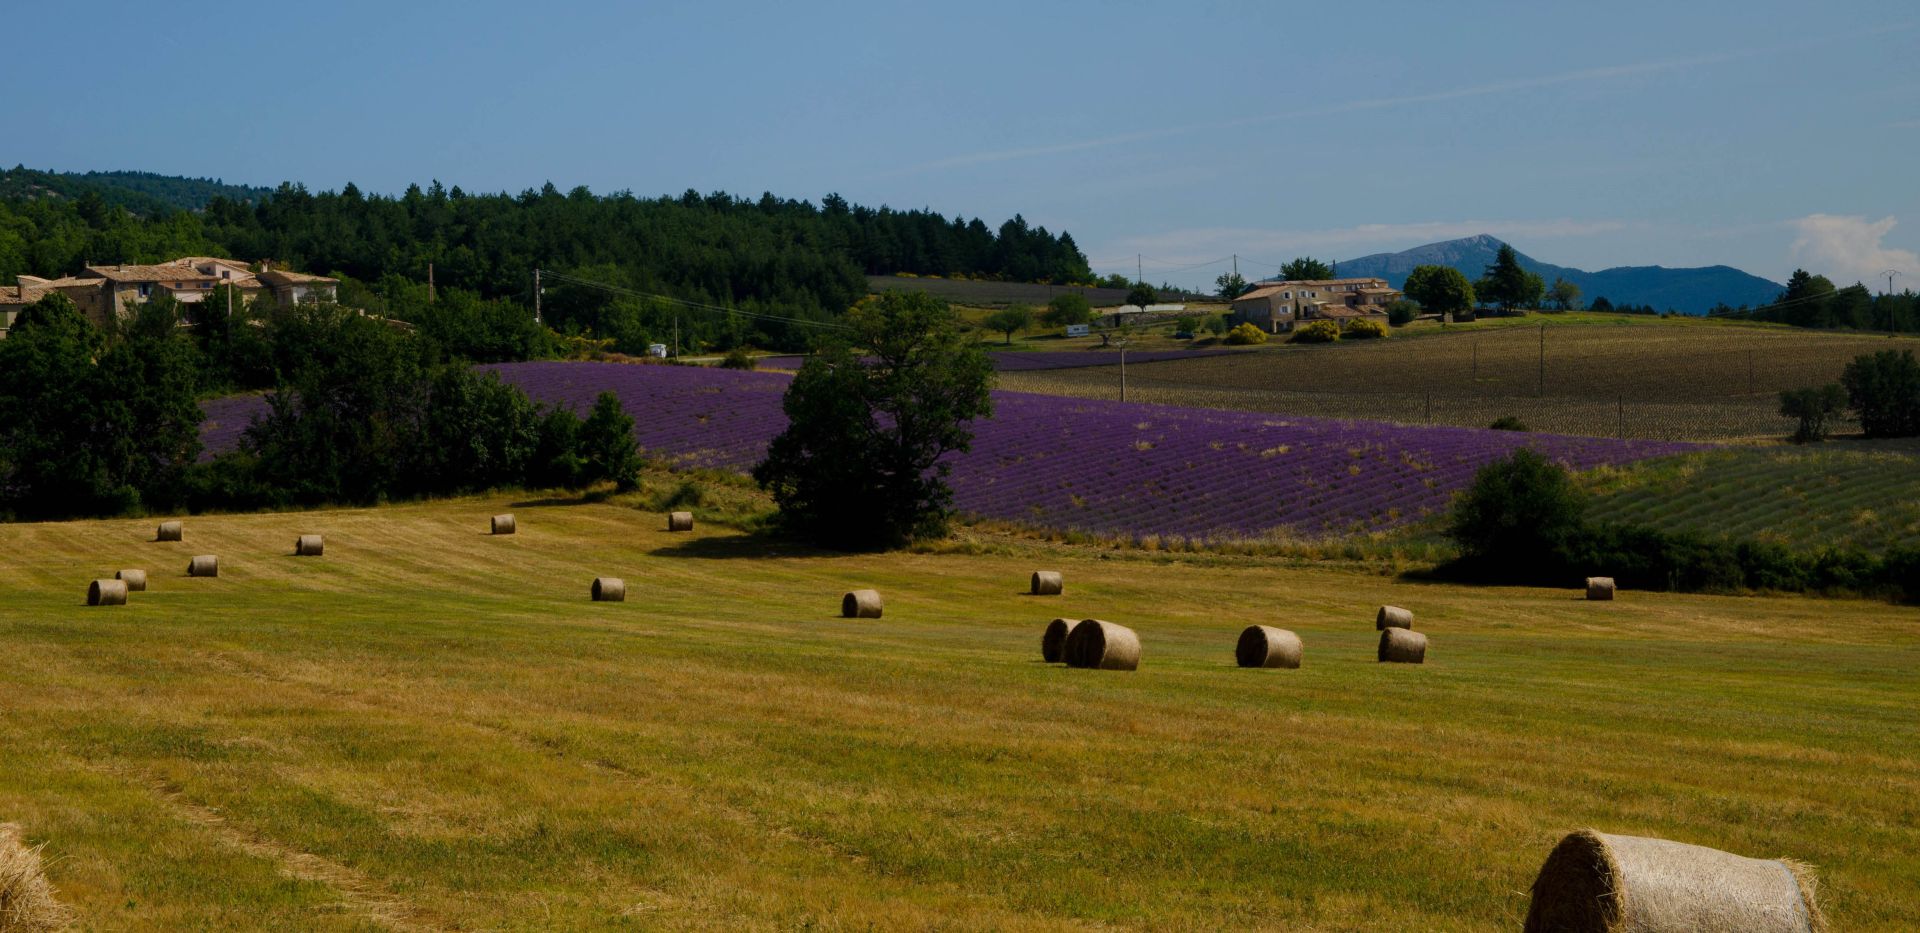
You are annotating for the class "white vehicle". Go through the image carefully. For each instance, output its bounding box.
[648,343,668,358]
[1065,324,1090,337]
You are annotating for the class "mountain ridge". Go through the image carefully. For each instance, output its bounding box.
[1335,233,1783,315]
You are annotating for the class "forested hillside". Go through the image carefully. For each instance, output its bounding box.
[1,176,1093,349]
[0,167,274,214]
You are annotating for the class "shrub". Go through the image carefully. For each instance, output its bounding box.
[1044,292,1093,327]
[720,346,757,370]
[1287,320,1340,344]
[1778,383,1845,443]
[1445,449,1586,581]
[1344,318,1388,339]
[1224,322,1269,345]
[1841,349,1920,438]
[1386,300,1419,326]
[1204,315,1229,336]
[1488,416,1529,431]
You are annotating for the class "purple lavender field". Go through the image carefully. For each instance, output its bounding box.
[199,362,1696,540]
[759,348,1237,372]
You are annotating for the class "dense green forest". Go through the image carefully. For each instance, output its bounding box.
[0,167,274,214]
[1,175,1093,350]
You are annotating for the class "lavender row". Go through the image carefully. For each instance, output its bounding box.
[758,348,1241,373]
[198,362,1697,540]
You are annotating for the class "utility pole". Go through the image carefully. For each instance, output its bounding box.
[1537,323,1546,397]
[1137,254,1143,286]
[533,268,541,325]
[1885,270,1902,332]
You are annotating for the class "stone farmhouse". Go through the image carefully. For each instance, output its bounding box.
[1,257,337,333]
[1229,277,1399,333]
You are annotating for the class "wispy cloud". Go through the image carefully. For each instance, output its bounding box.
[902,23,1915,175]
[1790,215,1918,286]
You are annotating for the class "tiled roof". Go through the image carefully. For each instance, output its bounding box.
[1234,285,1285,302]
[257,268,337,285]
[85,261,222,283]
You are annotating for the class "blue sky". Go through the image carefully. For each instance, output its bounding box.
[6,1,1917,289]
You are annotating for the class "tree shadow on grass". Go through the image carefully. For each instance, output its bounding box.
[509,493,605,509]
[649,529,843,561]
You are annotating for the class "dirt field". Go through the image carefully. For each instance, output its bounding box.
[1000,316,1920,440]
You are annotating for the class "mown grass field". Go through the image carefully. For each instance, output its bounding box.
[1586,439,1920,550]
[2,496,1917,930]
[1000,315,1920,440]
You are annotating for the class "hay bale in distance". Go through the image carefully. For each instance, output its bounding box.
[668,511,694,532]
[1065,619,1141,671]
[295,534,324,557]
[1378,627,1427,663]
[156,520,183,542]
[591,577,626,602]
[87,579,128,607]
[0,823,68,933]
[1523,829,1826,933]
[842,589,883,619]
[1041,618,1080,663]
[1030,570,1064,596]
[1586,577,1616,601]
[491,514,516,535]
[1376,605,1414,630]
[115,569,147,592]
[1236,625,1303,669]
[187,555,219,578]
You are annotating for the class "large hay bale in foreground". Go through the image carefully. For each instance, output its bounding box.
[87,579,128,607]
[1378,627,1426,663]
[842,589,883,619]
[1587,577,1616,601]
[1523,829,1826,933]
[668,511,694,532]
[187,555,219,578]
[294,534,324,557]
[591,577,626,602]
[1236,625,1303,669]
[1065,619,1140,671]
[491,514,516,535]
[155,520,182,542]
[1041,618,1080,663]
[1030,571,1064,596]
[115,569,147,592]
[1376,605,1413,630]
[0,823,68,933]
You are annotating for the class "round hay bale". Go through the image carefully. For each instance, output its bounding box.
[1065,619,1141,671]
[1523,829,1826,933]
[187,555,219,578]
[294,534,324,557]
[1378,627,1426,663]
[115,569,147,592]
[591,577,626,602]
[1041,618,1080,663]
[668,511,694,532]
[1376,605,1414,630]
[87,579,128,607]
[1030,571,1064,596]
[842,589,883,619]
[156,520,183,542]
[491,514,516,535]
[1236,625,1303,669]
[1586,577,1616,601]
[0,823,69,933]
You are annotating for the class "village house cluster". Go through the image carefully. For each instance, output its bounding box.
[1228,276,1399,333]
[0,257,336,333]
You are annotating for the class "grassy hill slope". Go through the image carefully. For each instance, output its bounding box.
[1,496,1915,929]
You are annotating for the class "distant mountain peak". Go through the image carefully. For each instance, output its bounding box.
[1335,237,1782,315]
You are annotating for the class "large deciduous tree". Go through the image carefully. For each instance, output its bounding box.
[753,291,993,549]
[982,304,1035,344]
[1401,264,1476,317]
[1280,257,1333,281]
[1214,271,1250,300]
[1841,349,1920,438]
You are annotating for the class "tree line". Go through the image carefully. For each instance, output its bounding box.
[2,181,1092,351]
[0,291,640,522]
